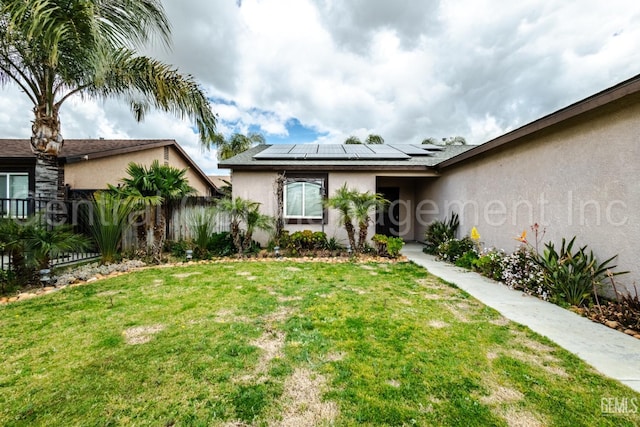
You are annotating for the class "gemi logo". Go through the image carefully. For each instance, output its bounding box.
[601,397,639,414]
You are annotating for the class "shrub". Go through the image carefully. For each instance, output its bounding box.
[188,207,217,255]
[372,234,405,258]
[455,250,478,269]
[536,237,623,307]
[501,247,548,300]
[208,232,236,257]
[436,237,474,263]
[165,239,189,258]
[472,249,505,280]
[424,212,459,254]
[288,230,328,252]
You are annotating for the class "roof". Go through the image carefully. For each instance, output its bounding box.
[438,73,640,169]
[219,144,473,171]
[0,138,219,194]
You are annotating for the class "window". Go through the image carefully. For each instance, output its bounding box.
[0,173,29,217]
[284,179,324,220]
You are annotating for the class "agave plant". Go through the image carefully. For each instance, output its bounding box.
[536,237,625,306]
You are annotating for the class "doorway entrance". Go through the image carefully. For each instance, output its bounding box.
[376,187,400,236]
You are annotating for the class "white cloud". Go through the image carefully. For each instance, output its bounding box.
[1,0,640,174]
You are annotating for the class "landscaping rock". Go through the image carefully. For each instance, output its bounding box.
[624,329,638,336]
[634,335,640,340]
[604,320,620,329]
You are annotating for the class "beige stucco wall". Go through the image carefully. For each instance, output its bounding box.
[416,102,640,293]
[232,171,377,246]
[65,146,212,196]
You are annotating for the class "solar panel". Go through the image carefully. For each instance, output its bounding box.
[343,144,372,153]
[418,144,444,151]
[317,145,346,154]
[389,144,433,156]
[290,145,318,154]
[253,144,412,160]
[306,153,356,159]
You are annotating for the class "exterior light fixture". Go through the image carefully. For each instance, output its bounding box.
[39,268,52,286]
[346,244,352,255]
[185,249,193,261]
[274,246,280,257]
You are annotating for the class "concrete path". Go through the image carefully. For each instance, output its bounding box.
[402,243,640,393]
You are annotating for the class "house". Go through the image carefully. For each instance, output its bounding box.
[219,143,472,240]
[0,139,219,203]
[220,73,640,293]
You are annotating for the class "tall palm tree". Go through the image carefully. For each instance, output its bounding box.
[217,132,266,160]
[0,0,219,200]
[326,184,357,251]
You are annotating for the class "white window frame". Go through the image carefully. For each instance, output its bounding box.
[283,179,324,220]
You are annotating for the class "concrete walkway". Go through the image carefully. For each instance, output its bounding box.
[402,243,640,393]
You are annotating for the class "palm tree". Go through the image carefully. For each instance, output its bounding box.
[326,184,357,251]
[215,196,261,254]
[25,223,90,271]
[344,136,362,145]
[217,133,266,160]
[112,160,195,262]
[366,134,384,144]
[0,0,219,201]
[243,204,273,252]
[422,136,467,145]
[351,191,388,252]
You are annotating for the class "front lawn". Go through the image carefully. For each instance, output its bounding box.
[1,260,638,426]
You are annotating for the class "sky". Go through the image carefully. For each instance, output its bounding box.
[1,0,639,175]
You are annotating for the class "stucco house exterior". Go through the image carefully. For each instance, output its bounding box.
[0,139,219,203]
[220,74,640,293]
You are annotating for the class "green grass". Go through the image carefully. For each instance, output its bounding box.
[1,260,638,426]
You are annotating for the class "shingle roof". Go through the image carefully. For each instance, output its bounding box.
[219,144,474,171]
[0,139,218,193]
[0,139,174,160]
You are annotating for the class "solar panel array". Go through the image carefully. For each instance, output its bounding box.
[253,144,442,160]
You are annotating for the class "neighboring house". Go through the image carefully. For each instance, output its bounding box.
[220,73,640,293]
[0,139,219,205]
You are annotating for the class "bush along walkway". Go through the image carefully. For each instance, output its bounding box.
[403,243,640,393]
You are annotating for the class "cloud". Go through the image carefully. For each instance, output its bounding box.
[1,0,640,175]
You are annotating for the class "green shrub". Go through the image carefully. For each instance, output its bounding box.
[455,250,478,269]
[208,232,236,257]
[473,249,505,280]
[288,230,328,251]
[436,236,474,262]
[424,212,459,254]
[536,237,624,307]
[165,239,190,258]
[372,234,405,258]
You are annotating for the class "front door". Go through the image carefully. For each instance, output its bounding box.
[376,187,400,236]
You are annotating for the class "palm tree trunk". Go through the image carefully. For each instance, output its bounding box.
[344,220,356,252]
[357,220,369,252]
[34,154,62,201]
[152,208,165,264]
[31,104,64,201]
[230,221,242,254]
